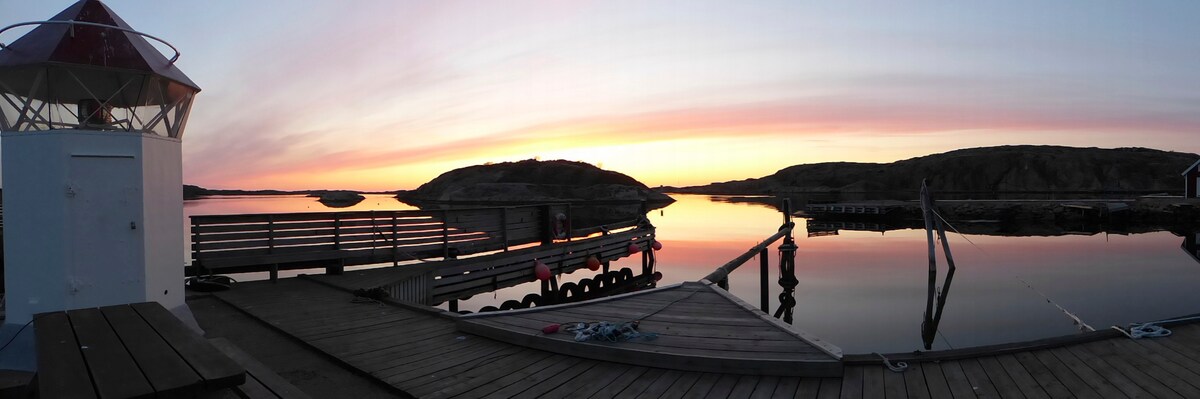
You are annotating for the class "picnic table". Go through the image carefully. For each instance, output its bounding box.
[34,302,245,398]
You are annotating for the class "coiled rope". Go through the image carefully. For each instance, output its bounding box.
[874,353,909,372]
[1112,315,1200,339]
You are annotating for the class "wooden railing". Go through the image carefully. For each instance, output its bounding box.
[189,204,597,275]
[423,227,654,303]
[702,199,798,316]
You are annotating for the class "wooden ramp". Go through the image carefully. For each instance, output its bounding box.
[211,278,842,398]
[457,281,842,377]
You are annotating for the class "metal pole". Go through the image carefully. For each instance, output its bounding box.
[760,247,769,313]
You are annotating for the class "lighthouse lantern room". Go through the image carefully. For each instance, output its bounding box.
[0,0,199,342]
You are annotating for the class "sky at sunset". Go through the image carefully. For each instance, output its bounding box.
[2,1,1198,191]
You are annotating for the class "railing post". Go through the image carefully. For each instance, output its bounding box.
[327,213,344,275]
[442,209,450,259]
[500,207,509,251]
[759,247,769,313]
[268,215,278,282]
[391,213,398,267]
[332,213,340,249]
[540,205,553,245]
[190,217,201,276]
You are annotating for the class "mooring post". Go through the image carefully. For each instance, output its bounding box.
[759,247,769,313]
[449,300,458,313]
[920,179,938,329]
[775,197,798,323]
[776,240,798,324]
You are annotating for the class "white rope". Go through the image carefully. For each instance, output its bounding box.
[1111,314,1200,339]
[1111,324,1171,339]
[874,353,909,372]
[931,208,985,254]
[1017,277,1095,332]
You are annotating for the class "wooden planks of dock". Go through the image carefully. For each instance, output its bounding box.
[206,276,1200,398]
[211,278,838,398]
[456,281,841,377]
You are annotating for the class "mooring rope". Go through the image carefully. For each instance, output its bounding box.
[1016,277,1095,332]
[931,207,985,254]
[874,353,909,373]
[547,287,702,343]
[1111,314,1200,339]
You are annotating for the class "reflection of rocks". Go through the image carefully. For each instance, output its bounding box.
[409,202,665,233]
[312,191,365,208]
[396,159,674,205]
[710,194,1200,235]
[805,214,1193,238]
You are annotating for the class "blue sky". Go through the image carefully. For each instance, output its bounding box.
[2,1,1198,189]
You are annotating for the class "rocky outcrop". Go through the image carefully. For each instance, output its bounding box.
[673,146,1198,194]
[311,190,365,208]
[397,159,674,204]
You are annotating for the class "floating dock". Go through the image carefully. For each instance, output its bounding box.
[203,276,1200,398]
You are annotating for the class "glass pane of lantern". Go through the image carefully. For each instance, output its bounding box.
[172,93,194,139]
[0,93,19,131]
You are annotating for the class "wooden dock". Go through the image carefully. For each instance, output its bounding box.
[204,275,1200,398]
[186,201,1200,398]
[457,281,841,376]
[212,277,844,398]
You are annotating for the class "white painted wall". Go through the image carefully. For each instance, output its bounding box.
[2,130,184,325]
[141,136,186,313]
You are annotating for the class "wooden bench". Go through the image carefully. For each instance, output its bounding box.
[34,302,245,398]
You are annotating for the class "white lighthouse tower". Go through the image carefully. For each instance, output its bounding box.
[0,0,199,366]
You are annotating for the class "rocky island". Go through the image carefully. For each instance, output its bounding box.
[309,190,366,208]
[672,146,1198,195]
[396,159,674,205]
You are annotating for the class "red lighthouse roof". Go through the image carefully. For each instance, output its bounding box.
[0,0,199,91]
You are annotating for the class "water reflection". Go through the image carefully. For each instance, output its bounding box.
[181,193,1200,353]
[920,265,955,350]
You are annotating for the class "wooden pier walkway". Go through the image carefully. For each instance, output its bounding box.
[212,277,842,398]
[457,281,841,377]
[206,276,1200,398]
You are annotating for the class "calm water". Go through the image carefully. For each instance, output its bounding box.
[183,194,1200,354]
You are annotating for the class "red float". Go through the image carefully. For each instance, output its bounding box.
[586,255,601,271]
[651,240,663,251]
[627,243,641,255]
[534,260,552,281]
